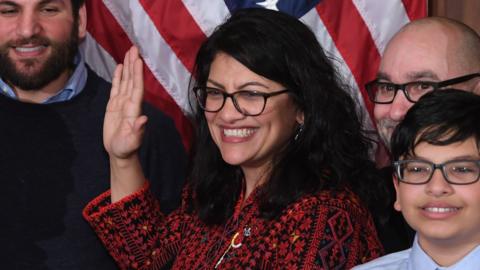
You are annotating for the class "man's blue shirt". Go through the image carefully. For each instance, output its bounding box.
[0,53,87,103]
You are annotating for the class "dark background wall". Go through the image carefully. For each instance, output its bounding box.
[429,0,480,34]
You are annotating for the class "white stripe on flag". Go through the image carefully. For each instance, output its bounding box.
[182,0,230,35]
[301,8,374,132]
[353,0,410,54]
[103,0,194,114]
[80,33,117,82]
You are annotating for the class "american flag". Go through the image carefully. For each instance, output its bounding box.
[82,0,426,151]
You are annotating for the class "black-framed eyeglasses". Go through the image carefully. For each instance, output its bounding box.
[393,159,480,185]
[365,73,480,104]
[193,86,290,116]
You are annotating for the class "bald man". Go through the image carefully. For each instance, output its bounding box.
[365,17,480,253]
[367,17,480,150]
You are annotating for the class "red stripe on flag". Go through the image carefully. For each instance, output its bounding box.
[139,0,207,72]
[86,1,192,151]
[86,1,132,62]
[315,0,380,120]
[143,69,194,152]
[402,0,427,21]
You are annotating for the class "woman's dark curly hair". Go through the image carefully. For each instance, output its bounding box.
[188,8,385,224]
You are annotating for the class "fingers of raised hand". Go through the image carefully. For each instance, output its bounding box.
[109,46,144,110]
[132,57,144,104]
[127,46,138,96]
[110,64,123,99]
[134,115,148,134]
[120,48,132,96]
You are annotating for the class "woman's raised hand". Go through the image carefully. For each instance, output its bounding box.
[104,46,148,201]
[104,46,148,160]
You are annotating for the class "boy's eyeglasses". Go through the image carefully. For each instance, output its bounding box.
[393,159,480,185]
[193,86,290,116]
[365,73,480,104]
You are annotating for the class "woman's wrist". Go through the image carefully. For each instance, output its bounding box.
[109,154,146,202]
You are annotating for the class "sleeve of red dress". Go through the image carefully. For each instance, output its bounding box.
[274,192,384,269]
[83,182,189,270]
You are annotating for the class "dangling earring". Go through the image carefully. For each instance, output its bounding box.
[294,124,304,141]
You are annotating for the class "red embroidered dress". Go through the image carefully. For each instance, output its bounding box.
[84,183,383,269]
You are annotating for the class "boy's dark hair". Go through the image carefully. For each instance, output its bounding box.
[391,89,480,161]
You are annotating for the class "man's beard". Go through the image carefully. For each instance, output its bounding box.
[0,26,79,91]
[377,119,399,151]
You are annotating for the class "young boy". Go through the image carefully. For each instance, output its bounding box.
[354,89,480,269]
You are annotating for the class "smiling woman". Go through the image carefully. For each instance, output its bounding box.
[84,8,386,269]
[201,52,302,197]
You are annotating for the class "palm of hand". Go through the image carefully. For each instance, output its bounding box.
[103,47,147,159]
[104,94,143,158]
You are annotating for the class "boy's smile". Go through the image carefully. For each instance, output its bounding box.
[420,201,461,220]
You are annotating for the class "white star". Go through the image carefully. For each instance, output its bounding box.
[257,0,279,11]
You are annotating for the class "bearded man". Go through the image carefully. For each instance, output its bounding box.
[0,1,186,269]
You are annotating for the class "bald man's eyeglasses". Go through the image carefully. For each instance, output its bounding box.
[365,73,480,104]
